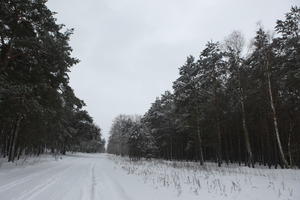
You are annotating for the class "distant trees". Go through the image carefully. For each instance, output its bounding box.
[107,7,300,168]
[0,0,105,161]
[107,115,134,156]
[107,115,157,160]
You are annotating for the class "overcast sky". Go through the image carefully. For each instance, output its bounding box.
[47,0,298,140]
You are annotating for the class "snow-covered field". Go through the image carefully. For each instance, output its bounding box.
[0,153,299,200]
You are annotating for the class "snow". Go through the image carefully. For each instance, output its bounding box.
[110,156,300,200]
[0,153,299,200]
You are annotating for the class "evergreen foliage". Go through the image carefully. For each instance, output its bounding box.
[0,0,105,161]
[107,7,300,168]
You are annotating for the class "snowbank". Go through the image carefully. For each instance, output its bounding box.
[109,155,300,200]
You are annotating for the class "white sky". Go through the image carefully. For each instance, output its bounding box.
[47,0,298,141]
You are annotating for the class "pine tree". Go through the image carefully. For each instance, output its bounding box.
[0,0,105,160]
[196,42,227,167]
[224,31,254,167]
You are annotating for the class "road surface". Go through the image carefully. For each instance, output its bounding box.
[0,154,161,200]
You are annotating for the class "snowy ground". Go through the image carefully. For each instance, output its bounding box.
[0,154,299,200]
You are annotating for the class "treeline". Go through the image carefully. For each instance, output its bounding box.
[0,0,105,162]
[107,115,157,159]
[107,7,300,168]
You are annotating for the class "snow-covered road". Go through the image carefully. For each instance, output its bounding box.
[0,154,167,200]
[1,154,299,200]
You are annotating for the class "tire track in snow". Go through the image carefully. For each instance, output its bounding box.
[12,165,73,200]
[13,175,57,200]
[0,163,71,193]
[91,163,96,200]
[102,171,132,200]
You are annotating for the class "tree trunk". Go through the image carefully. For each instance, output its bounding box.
[216,116,222,167]
[288,121,294,166]
[170,136,173,160]
[266,60,289,168]
[213,82,222,167]
[8,122,16,161]
[8,115,22,162]
[238,66,254,168]
[240,91,254,167]
[196,106,204,165]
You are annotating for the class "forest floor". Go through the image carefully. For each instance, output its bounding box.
[0,153,299,200]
